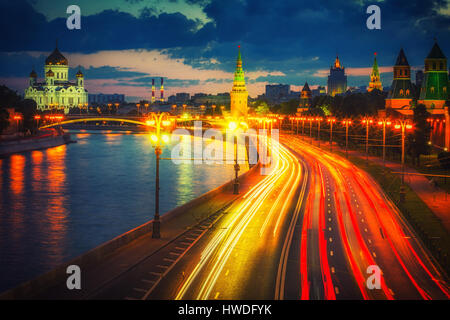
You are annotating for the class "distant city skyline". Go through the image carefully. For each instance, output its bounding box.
[1,0,449,100]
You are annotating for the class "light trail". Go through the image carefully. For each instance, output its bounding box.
[281,135,450,300]
[176,141,302,300]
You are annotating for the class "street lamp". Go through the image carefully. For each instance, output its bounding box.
[377,118,392,167]
[13,115,22,132]
[34,115,41,128]
[228,120,246,194]
[136,103,141,115]
[394,120,413,186]
[212,105,216,117]
[114,103,119,114]
[362,117,374,165]
[147,112,171,239]
[144,103,149,114]
[342,119,352,158]
[316,117,323,147]
[107,103,112,115]
[327,117,336,152]
[308,117,314,144]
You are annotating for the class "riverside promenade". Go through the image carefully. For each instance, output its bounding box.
[0,130,72,157]
[0,162,263,300]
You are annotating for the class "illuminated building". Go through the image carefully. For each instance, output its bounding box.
[24,43,88,114]
[418,40,448,109]
[299,82,312,108]
[327,56,347,96]
[367,53,383,92]
[230,45,248,118]
[385,48,415,109]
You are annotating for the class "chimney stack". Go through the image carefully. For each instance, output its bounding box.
[151,78,155,103]
[160,77,164,102]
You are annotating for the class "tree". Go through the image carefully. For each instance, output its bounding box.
[407,104,431,166]
[437,151,450,170]
[255,101,270,115]
[279,99,299,114]
[0,108,9,134]
[15,99,38,134]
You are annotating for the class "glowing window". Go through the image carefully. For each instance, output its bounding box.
[430,87,435,93]
[399,89,404,96]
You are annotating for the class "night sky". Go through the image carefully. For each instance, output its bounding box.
[1,0,449,101]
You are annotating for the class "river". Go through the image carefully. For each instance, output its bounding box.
[0,131,246,292]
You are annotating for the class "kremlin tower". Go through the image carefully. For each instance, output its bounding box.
[367,53,383,92]
[230,46,248,118]
[299,82,312,108]
[385,48,415,109]
[418,40,448,109]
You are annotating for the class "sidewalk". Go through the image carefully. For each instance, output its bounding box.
[292,134,450,232]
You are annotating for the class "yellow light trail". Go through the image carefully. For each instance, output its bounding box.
[175,141,301,300]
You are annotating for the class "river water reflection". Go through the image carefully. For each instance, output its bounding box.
[0,131,246,292]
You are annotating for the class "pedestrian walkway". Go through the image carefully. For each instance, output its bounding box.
[296,134,450,232]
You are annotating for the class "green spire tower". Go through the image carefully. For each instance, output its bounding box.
[368,53,383,92]
[418,40,449,109]
[230,45,248,118]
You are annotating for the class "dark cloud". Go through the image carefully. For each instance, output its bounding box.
[0,0,449,91]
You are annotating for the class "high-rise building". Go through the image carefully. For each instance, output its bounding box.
[24,43,88,114]
[418,40,449,109]
[230,46,248,118]
[367,53,383,92]
[299,82,312,108]
[385,48,415,109]
[327,56,347,96]
[265,84,290,100]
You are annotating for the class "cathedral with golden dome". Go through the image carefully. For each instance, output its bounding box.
[24,43,88,114]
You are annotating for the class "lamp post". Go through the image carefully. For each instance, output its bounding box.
[362,117,374,165]
[145,103,149,115]
[114,103,119,114]
[301,117,306,138]
[316,117,322,147]
[377,119,392,167]
[34,115,41,128]
[308,117,314,144]
[212,105,216,117]
[85,103,89,115]
[394,120,413,185]
[342,119,352,158]
[228,121,242,194]
[327,117,336,152]
[107,103,112,115]
[147,112,171,239]
[13,115,22,132]
[137,103,142,115]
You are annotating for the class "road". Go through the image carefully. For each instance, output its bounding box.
[89,138,308,300]
[280,135,449,300]
[89,133,449,300]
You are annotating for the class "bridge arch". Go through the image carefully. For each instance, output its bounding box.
[39,117,155,129]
